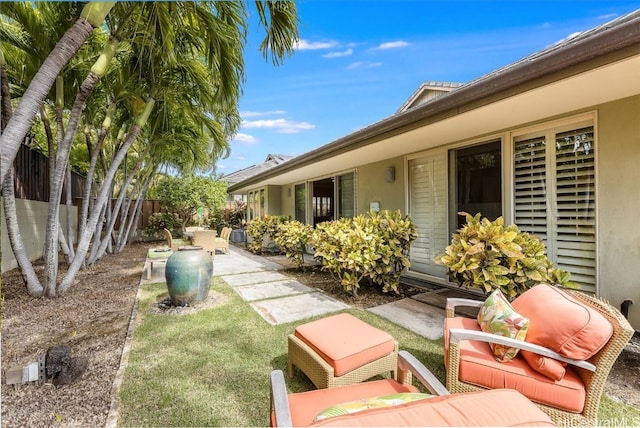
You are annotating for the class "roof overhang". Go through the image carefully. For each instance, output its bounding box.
[229,11,640,193]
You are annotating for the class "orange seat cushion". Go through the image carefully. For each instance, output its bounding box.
[284,378,418,426]
[306,389,554,427]
[444,317,586,413]
[294,313,396,376]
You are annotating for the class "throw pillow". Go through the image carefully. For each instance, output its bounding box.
[520,350,566,381]
[313,392,433,422]
[477,289,530,362]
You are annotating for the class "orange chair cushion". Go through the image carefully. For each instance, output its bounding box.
[512,283,613,360]
[294,313,396,376]
[306,389,554,427]
[285,378,418,427]
[444,317,586,413]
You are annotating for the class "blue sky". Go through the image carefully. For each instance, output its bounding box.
[218,0,640,174]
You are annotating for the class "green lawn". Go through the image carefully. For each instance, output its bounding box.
[117,277,640,427]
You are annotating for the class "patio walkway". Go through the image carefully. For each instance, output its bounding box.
[143,244,445,338]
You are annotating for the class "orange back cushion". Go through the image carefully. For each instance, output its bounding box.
[512,283,613,360]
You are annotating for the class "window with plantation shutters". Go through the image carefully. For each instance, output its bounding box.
[338,172,355,219]
[514,136,548,242]
[514,125,596,292]
[408,152,448,277]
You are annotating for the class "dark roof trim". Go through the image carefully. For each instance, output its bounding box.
[229,10,640,193]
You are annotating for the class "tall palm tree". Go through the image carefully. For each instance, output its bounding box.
[3,1,299,296]
[0,1,114,183]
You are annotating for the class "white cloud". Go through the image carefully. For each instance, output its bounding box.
[597,13,618,20]
[232,133,259,144]
[241,110,286,118]
[346,61,383,70]
[322,48,353,58]
[242,118,315,134]
[294,39,338,50]
[372,40,409,50]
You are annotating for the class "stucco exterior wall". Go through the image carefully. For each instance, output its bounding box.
[280,185,295,219]
[356,157,406,215]
[1,198,78,273]
[596,94,640,329]
[266,185,282,216]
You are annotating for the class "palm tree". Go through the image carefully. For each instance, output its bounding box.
[2,1,299,296]
[0,1,114,183]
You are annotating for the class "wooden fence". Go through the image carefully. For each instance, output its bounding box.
[12,143,162,231]
[12,143,84,204]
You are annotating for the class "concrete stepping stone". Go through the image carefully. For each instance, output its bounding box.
[221,271,288,287]
[233,280,314,301]
[250,292,349,325]
[368,298,444,340]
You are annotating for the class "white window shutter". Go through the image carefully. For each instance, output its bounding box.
[408,153,448,277]
[553,127,596,290]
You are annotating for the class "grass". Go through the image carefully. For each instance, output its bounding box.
[118,276,639,427]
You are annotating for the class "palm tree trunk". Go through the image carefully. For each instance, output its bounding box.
[119,170,154,252]
[65,163,75,259]
[88,159,142,264]
[60,95,153,293]
[2,172,45,296]
[1,55,12,129]
[1,16,101,183]
[79,131,99,239]
[80,104,114,238]
[1,63,43,296]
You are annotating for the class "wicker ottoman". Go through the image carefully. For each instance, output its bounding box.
[288,313,398,389]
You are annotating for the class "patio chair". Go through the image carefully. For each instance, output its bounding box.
[270,350,554,427]
[213,226,232,254]
[163,228,191,251]
[192,229,218,257]
[444,283,634,426]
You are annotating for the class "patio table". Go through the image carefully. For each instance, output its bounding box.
[145,248,173,279]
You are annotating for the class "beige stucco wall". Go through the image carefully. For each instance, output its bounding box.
[356,156,406,215]
[266,185,282,216]
[280,185,295,219]
[1,198,78,273]
[596,94,640,329]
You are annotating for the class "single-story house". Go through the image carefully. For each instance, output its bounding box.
[227,11,640,331]
[223,153,293,212]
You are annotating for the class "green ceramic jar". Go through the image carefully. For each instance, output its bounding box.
[165,246,213,306]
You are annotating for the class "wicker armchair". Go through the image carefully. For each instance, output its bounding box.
[162,228,191,251]
[213,227,232,254]
[444,288,634,426]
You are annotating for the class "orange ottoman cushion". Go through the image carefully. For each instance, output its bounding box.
[294,313,396,376]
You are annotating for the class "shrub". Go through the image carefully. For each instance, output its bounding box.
[206,211,227,233]
[274,221,314,269]
[311,210,418,296]
[434,212,576,298]
[246,215,290,254]
[146,212,181,235]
